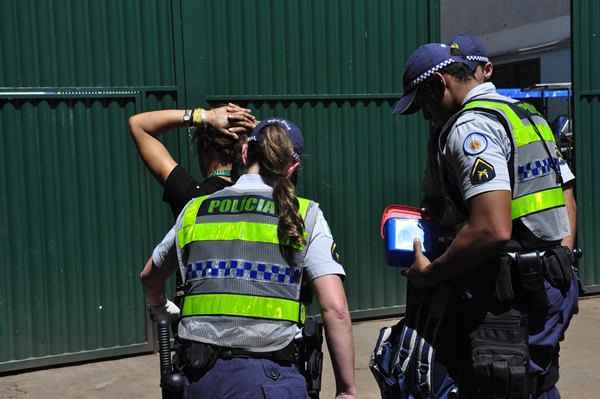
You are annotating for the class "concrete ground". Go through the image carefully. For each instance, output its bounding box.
[1,296,599,399]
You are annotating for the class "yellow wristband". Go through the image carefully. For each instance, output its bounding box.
[192,108,207,126]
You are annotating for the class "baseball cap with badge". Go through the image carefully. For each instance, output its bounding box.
[449,33,489,64]
[248,118,304,161]
[393,43,476,115]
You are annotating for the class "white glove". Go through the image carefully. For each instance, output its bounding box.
[148,299,181,322]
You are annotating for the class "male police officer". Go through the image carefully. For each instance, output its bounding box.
[447,34,578,251]
[394,43,578,398]
[423,35,578,249]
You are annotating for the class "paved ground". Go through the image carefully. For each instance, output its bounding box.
[1,296,599,398]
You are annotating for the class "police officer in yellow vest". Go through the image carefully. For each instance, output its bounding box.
[141,119,357,399]
[393,43,578,398]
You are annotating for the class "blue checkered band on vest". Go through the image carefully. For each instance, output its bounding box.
[518,157,555,181]
[175,186,318,351]
[186,260,302,284]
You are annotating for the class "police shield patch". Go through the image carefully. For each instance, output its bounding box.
[463,132,488,156]
[470,158,496,185]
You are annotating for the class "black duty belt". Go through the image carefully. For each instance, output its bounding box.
[178,339,300,369]
[216,341,299,364]
[493,246,580,318]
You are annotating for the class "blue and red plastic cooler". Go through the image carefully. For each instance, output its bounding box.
[380,205,440,268]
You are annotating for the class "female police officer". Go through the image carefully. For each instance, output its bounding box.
[141,119,357,399]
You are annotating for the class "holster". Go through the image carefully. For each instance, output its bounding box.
[299,317,324,399]
[468,310,531,399]
[513,251,550,323]
[175,340,219,382]
[543,246,574,295]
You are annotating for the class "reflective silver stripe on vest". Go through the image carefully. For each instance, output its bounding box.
[450,98,569,242]
[505,105,569,242]
[176,189,318,351]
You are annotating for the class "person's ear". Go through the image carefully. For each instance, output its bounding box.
[483,62,494,81]
[241,143,249,166]
[431,72,448,99]
[433,72,448,88]
[286,161,300,178]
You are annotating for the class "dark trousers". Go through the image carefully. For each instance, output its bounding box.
[184,358,309,399]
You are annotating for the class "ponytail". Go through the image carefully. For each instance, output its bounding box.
[246,126,305,253]
[273,174,305,250]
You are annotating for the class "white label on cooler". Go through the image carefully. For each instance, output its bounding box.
[394,219,426,252]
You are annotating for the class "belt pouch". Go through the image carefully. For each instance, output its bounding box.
[516,252,549,318]
[469,310,530,399]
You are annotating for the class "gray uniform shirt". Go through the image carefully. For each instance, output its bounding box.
[435,82,570,241]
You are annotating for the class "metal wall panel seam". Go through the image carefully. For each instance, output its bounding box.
[206,93,404,101]
[573,0,599,287]
[19,103,37,359]
[0,103,11,361]
[66,100,83,353]
[40,100,55,356]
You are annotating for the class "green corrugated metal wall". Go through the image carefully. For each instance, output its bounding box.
[0,0,186,372]
[0,0,439,372]
[181,0,440,316]
[573,0,600,292]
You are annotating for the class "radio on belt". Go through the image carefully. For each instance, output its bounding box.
[380,205,440,268]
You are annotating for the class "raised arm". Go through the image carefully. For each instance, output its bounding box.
[312,275,357,399]
[128,104,256,183]
[128,110,185,183]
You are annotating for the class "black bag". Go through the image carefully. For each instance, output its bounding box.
[469,310,530,399]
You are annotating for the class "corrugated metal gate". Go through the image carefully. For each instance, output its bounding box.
[572,0,600,293]
[0,0,187,372]
[182,0,440,317]
[0,0,439,372]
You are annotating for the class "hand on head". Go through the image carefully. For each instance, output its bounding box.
[204,103,257,139]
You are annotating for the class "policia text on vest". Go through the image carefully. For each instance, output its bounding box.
[204,195,279,216]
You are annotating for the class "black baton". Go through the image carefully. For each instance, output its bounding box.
[157,319,173,399]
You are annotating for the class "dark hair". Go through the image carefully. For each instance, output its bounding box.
[246,126,305,253]
[438,62,475,82]
[193,125,238,166]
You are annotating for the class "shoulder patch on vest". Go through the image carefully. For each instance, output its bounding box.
[470,158,496,185]
[463,132,488,156]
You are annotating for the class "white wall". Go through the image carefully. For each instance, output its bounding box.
[441,0,570,42]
